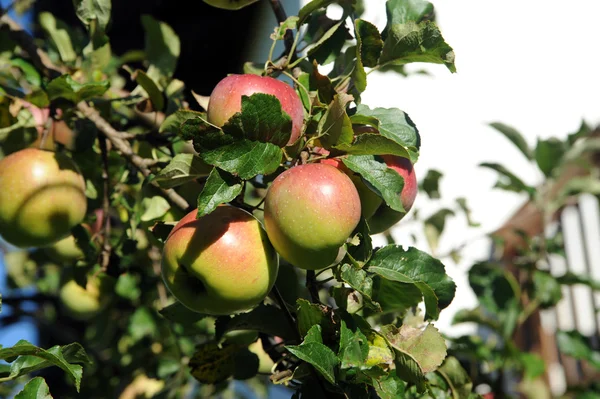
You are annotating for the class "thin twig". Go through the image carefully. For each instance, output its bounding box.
[98,138,112,271]
[78,102,190,212]
[305,270,321,304]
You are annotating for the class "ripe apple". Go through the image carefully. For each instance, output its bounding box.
[0,148,87,248]
[161,205,279,315]
[59,274,114,321]
[319,158,382,220]
[367,155,418,234]
[264,163,361,270]
[207,74,304,145]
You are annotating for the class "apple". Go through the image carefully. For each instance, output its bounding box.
[44,233,86,263]
[207,74,304,145]
[22,102,80,151]
[0,148,87,248]
[161,205,279,315]
[319,157,382,220]
[264,163,361,270]
[367,155,418,234]
[59,274,114,321]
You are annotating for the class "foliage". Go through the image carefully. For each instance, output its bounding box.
[1,0,598,398]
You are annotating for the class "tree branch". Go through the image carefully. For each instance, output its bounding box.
[98,138,112,271]
[268,0,295,59]
[78,102,190,211]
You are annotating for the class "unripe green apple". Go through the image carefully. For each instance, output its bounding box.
[367,155,417,234]
[0,148,87,248]
[207,74,304,145]
[59,274,114,321]
[264,163,361,270]
[161,206,279,315]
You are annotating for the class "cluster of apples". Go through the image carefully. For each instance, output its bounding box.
[161,74,417,316]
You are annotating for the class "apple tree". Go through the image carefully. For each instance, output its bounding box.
[0,0,473,397]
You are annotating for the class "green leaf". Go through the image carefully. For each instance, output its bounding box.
[355,19,383,68]
[286,325,338,384]
[196,168,243,218]
[159,302,208,325]
[367,245,456,318]
[154,154,212,189]
[115,273,141,301]
[343,155,406,213]
[134,69,165,112]
[489,122,532,160]
[214,304,298,341]
[223,93,293,147]
[46,74,110,103]
[140,196,170,222]
[372,373,407,399]
[383,323,446,373]
[271,16,299,41]
[199,139,282,180]
[468,262,520,338]
[203,0,259,10]
[337,132,412,159]
[338,320,369,370]
[337,264,381,312]
[141,15,180,79]
[296,298,328,338]
[420,169,442,199]
[39,12,77,63]
[318,93,354,148]
[351,104,420,162]
[479,162,535,196]
[557,330,600,370]
[10,58,42,87]
[531,270,562,309]
[159,109,206,134]
[232,348,259,380]
[379,20,455,73]
[14,377,52,399]
[518,352,545,380]
[423,208,455,253]
[535,137,566,177]
[555,271,600,291]
[456,197,480,227]
[297,0,339,27]
[435,356,473,399]
[384,0,434,27]
[128,307,157,342]
[72,0,111,31]
[189,342,239,384]
[0,341,90,392]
